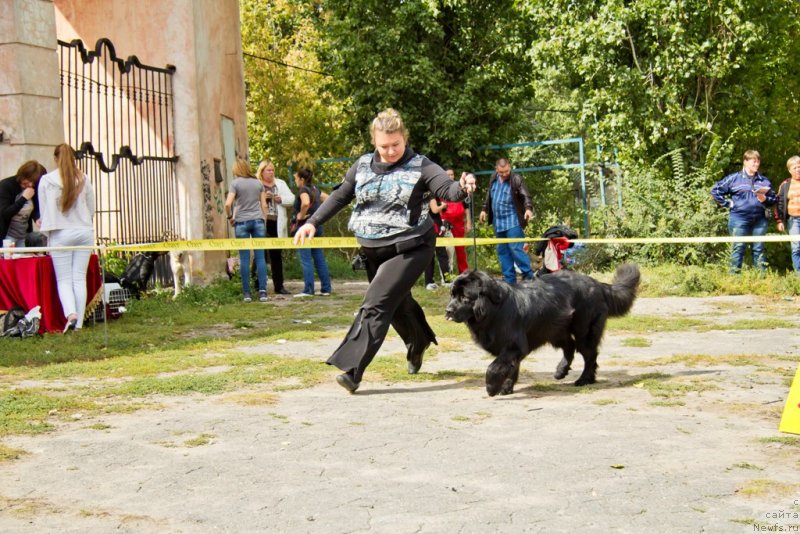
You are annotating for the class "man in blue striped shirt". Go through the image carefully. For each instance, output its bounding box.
[479,158,535,283]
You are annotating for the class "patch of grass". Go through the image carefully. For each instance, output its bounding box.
[620,337,652,348]
[184,433,215,447]
[632,376,718,399]
[368,355,481,384]
[757,436,800,447]
[608,315,708,333]
[650,400,686,407]
[737,479,800,498]
[0,389,101,437]
[625,353,764,368]
[86,423,112,430]
[592,398,619,406]
[0,443,28,462]
[223,392,279,406]
[725,319,796,330]
[731,462,764,471]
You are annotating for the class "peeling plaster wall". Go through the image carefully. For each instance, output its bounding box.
[53,0,248,277]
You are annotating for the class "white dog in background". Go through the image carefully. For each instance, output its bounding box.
[169,250,192,298]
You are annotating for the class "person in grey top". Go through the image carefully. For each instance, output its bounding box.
[225,159,269,303]
[294,108,477,393]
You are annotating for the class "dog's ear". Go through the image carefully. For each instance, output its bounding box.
[478,274,505,305]
[473,293,493,322]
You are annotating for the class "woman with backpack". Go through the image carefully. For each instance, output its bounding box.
[292,168,331,297]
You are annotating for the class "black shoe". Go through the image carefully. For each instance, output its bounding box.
[63,318,77,334]
[335,373,360,393]
[275,287,291,295]
[407,341,431,375]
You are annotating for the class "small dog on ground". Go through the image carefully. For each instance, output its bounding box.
[169,250,192,298]
[444,265,640,396]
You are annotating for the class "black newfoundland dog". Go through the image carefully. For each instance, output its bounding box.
[444,265,640,396]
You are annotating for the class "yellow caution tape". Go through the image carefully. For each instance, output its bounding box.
[95,234,800,252]
[4,234,799,254]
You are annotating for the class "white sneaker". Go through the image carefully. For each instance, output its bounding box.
[425,283,438,291]
[294,292,314,298]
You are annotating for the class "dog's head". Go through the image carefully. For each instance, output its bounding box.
[444,271,507,324]
[485,357,516,397]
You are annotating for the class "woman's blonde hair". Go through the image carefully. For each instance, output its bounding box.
[256,159,275,182]
[54,143,83,212]
[787,155,800,172]
[369,108,409,144]
[232,158,254,178]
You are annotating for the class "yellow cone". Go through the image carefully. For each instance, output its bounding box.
[779,365,800,435]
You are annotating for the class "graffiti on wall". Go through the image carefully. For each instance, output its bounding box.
[201,159,215,239]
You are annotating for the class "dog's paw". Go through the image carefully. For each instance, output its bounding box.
[573,376,596,387]
[499,379,515,395]
[554,359,571,380]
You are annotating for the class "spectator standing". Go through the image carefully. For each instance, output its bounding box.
[774,155,800,272]
[479,158,534,284]
[711,150,776,273]
[293,108,477,393]
[440,167,471,273]
[1,160,46,246]
[423,197,452,290]
[225,159,269,303]
[38,144,95,332]
[292,168,332,298]
[256,159,294,294]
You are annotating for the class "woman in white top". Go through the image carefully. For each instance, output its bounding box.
[256,159,294,294]
[38,143,95,332]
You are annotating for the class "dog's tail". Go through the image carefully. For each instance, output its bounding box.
[604,263,640,317]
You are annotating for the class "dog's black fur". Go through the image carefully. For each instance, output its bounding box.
[444,265,640,396]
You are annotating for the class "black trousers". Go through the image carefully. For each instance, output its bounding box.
[264,219,284,291]
[424,244,451,285]
[327,229,437,381]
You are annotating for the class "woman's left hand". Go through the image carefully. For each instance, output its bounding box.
[293,222,317,245]
[460,172,477,194]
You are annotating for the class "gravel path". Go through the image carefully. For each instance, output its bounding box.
[1,294,798,533]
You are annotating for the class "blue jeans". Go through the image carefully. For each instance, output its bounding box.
[495,225,533,284]
[298,226,332,294]
[235,219,267,294]
[728,214,768,272]
[788,217,800,272]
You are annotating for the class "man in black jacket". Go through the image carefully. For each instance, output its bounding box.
[479,158,535,283]
[0,161,46,245]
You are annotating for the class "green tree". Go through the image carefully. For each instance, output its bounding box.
[317,0,536,168]
[240,0,348,176]
[523,0,800,176]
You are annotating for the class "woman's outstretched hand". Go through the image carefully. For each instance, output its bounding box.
[293,223,317,245]
[460,172,477,194]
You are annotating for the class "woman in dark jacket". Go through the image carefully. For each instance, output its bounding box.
[293,108,476,393]
[0,160,46,245]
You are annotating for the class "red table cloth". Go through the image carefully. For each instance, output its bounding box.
[0,254,102,333]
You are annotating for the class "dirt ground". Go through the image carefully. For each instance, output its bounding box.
[1,286,799,533]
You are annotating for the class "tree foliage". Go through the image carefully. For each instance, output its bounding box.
[240,0,347,174]
[317,0,536,167]
[524,0,800,176]
[240,0,800,268]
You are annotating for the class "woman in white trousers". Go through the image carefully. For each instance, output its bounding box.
[38,144,95,332]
